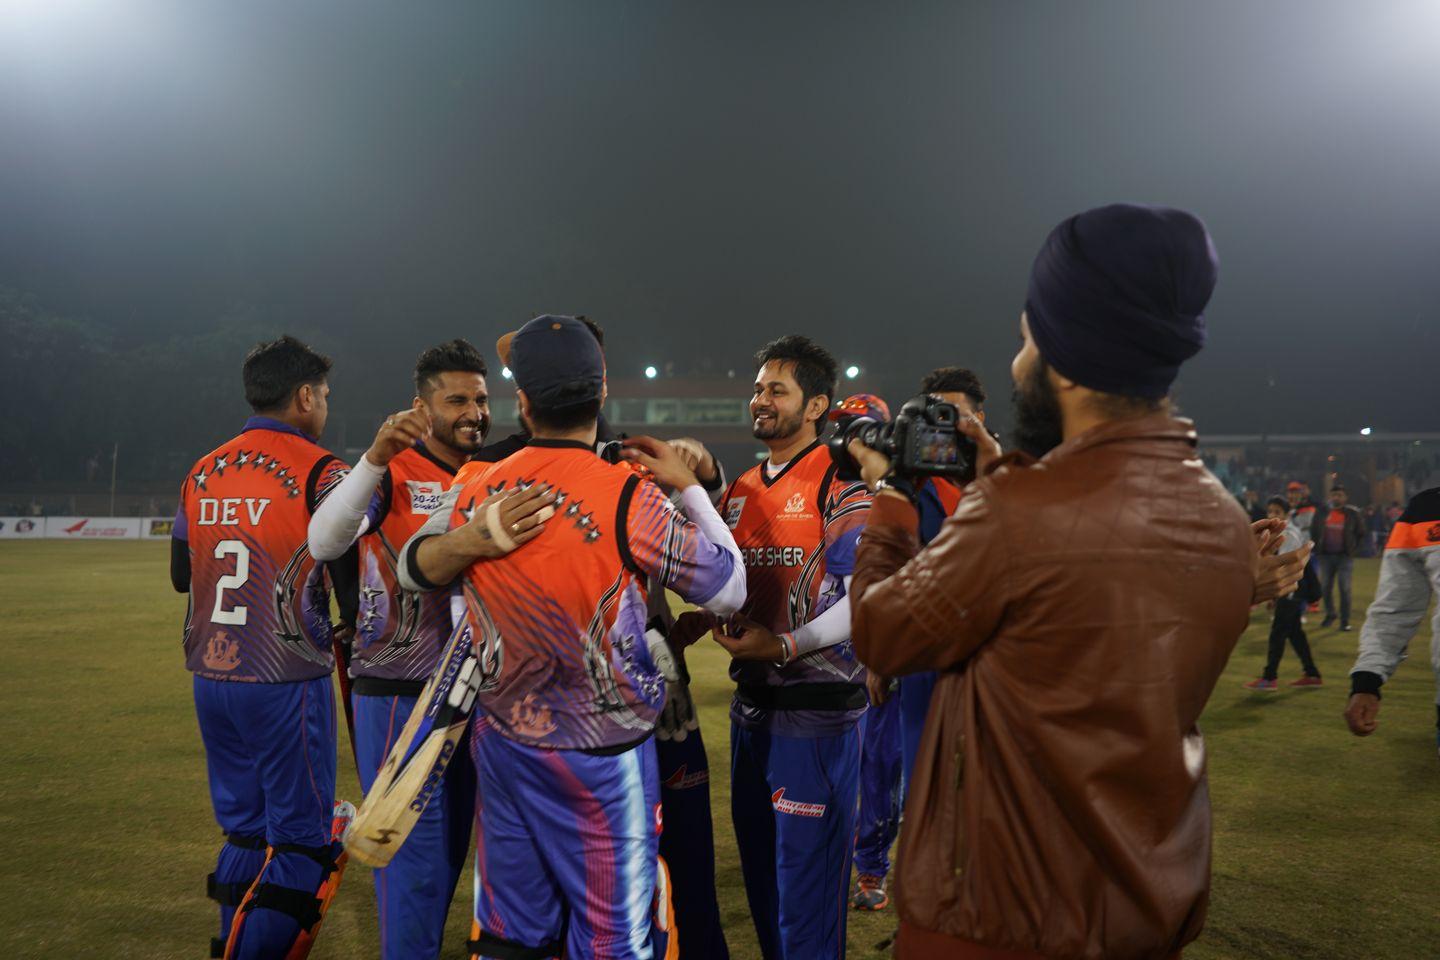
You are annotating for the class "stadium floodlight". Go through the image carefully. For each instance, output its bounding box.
[845,365,860,379]
[644,365,658,379]
[501,367,513,380]
[1360,427,1373,436]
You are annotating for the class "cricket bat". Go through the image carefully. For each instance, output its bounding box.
[344,612,484,867]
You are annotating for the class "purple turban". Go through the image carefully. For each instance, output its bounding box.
[1024,203,1218,399]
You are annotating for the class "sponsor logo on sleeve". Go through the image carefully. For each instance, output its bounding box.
[724,497,745,529]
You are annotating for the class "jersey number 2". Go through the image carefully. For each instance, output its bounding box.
[212,540,250,625]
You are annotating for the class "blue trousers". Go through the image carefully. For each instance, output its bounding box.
[898,671,936,790]
[354,692,475,960]
[470,719,661,960]
[656,728,729,960]
[730,720,860,960]
[854,695,903,879]
[194,674,335,958]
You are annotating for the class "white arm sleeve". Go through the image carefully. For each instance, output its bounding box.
[396,485,463,592]
[678,484,747,617]
[788,577,853,656]
[307,456,385,561]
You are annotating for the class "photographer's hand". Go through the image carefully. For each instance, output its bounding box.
[846,438,895,493]
[957,414,1003,476]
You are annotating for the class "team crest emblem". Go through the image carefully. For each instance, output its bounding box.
[203,631,241,672]
[509,693,558,739]
[724,497,746,530]
[779,492,814,520]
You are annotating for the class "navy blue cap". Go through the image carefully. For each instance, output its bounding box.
[508,315,605,407]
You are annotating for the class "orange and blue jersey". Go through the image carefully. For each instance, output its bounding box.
[177,416,348,683]
[352,444,461,682]
[720,440,872,735]
[448,439,738,751]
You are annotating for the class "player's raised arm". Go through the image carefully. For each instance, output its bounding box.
[620,436,746,617]
[308,407,431,561]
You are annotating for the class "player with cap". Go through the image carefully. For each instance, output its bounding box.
[398,315,747,960]
[306,338,546,959]
[171,335,358,960]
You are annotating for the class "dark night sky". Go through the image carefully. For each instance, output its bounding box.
[2,1,1437,437]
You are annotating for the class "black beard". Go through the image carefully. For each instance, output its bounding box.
[434,415,488,453]
[1011,362,1065,459]
[752,410,803,442]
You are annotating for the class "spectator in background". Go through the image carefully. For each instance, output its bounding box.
[1312,483,1365,631]
[1363,505,1385,557]
[1245,497,1323,690]
[1287,480,1319,530]
[1240,488,1266,522]
[1289,480,1322,614]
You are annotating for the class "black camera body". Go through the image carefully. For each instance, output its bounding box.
[828,394,975,482]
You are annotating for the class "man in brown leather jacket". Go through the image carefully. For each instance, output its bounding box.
[849,204,1309,960]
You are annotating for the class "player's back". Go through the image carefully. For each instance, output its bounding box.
[451,440,670,751]
[181,419,345,682]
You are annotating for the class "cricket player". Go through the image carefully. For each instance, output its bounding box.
[171,335,356,959]
[680,335,872,959]
[399,315,746,960]
[306,338,495,959]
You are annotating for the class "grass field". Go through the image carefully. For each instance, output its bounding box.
[2,542,1437,959]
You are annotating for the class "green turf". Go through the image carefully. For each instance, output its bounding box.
[1,543,1436,958]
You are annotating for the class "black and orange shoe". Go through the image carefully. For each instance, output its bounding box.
[852,873,890,911]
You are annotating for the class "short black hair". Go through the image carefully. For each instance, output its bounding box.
[753,334,838,413]
[920,366,987,409]
[1267,496,1290,512]
[414,338,488,396]
[1330,483,1346,493]
[527,398,602,433]
[242,336,332,412]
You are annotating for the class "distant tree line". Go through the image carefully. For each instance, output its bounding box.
[0,289,394,486]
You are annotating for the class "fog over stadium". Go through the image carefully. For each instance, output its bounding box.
[1,1,1438,487]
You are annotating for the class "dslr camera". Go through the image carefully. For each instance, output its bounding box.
[828,394,974,482]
